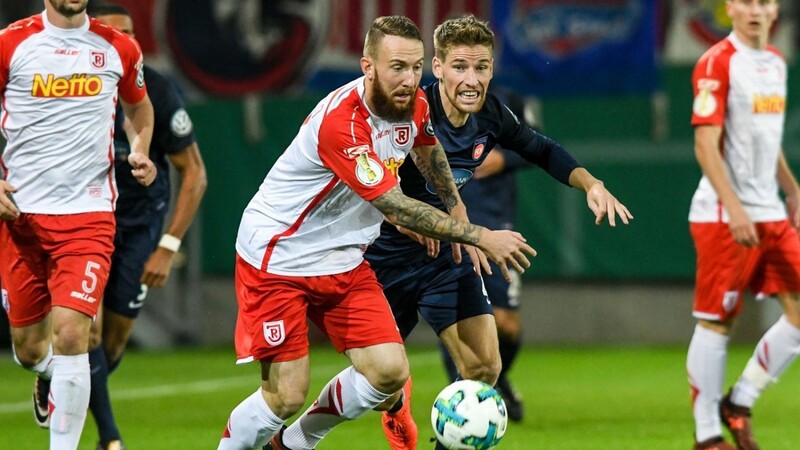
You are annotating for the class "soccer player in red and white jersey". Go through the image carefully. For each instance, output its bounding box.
[0,1,155,449]
[687,1,800,449]
[218,16,535,450]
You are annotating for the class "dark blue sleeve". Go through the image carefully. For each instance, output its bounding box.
[495,148,528,174]
[146,67,196,155]
[493,96,580,186]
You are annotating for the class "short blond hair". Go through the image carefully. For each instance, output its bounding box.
[433,14,494,60]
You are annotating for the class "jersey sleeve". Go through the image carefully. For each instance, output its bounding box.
[494,95,579,186]
[114,34,147,104]
[691,45,731,127]
[147,68,195,154]
[413,87,437,147]
[317,112,397,201]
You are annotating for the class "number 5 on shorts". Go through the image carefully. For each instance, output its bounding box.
[82,261,101,293]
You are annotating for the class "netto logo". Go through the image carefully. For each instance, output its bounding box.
[752,94,785,114]
[32,74,103,98]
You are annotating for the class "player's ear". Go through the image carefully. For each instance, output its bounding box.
[432,56,443,79]
[361,56,373,79]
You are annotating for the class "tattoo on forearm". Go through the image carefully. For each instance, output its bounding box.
[413,144,460,212]
[372,188,481,244]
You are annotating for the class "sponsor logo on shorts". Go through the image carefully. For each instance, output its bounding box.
[70,291,98,304]
[722,290,739,313]
[263,320,286,346]
[128,284,148,310]
[1,289,9,313]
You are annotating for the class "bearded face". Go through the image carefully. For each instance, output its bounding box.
[370,70,416,123]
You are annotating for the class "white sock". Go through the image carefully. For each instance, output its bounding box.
[217,388,285,450]
[13,342,54,379]
[283,366,392,450]
[49,354,90,450]
[687,325,728,442]
[731,315,800,408]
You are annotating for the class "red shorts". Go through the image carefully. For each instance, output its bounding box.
[691,220,800,321]
[233,255,402,363]
[0,213,115,327]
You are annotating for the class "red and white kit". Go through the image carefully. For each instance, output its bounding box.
[0,11,146,214]
[0,11,146,325]
[690,32,800,321]
[234,76,436,362]
[690,32,787,224]
[236,76,435,276]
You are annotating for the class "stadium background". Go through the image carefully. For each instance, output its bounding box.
[0,0,799,347]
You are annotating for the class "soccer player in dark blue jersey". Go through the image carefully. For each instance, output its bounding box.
[32,4,207,449]
[370,15,632,450]
[438,85,534,423]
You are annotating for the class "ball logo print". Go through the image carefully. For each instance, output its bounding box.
[431,379,508,450]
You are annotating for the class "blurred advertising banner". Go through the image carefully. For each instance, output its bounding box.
[109,0,489,96]
[491,0,659,97]
[664,0,795,63]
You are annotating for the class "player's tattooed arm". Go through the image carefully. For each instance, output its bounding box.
[371,186,481,245]
[411,143,461,213]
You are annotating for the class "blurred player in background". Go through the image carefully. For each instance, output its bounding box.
[0,1,155,449]
[27,3,207,449]
[370,15,632,450]
[438,85,534,423]
[687,1,800,449]
[217,16,534,450]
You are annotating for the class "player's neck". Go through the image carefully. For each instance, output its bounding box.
[733,28,769,50]
[44,7,87,30]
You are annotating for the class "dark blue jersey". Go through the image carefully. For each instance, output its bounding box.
[460,148,529,231]
[365,82,580,265]
[114,66,196,227]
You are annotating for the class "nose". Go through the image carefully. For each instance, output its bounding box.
[464,68,479,86]
[400,67,416,87]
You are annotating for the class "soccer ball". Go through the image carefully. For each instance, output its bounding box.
[431,379,508,450]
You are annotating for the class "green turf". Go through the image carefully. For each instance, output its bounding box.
[0,345,798,449]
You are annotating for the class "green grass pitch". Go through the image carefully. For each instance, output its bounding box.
[0,345,798,449]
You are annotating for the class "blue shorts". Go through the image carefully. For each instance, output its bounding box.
[482,261,521,311]
[104,216,164,319]
[372,251,492,340]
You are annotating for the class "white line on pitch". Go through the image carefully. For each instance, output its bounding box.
[0,351,440,415]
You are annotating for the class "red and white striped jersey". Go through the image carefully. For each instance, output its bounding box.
[689,32,787,223]
[0,12,146,214]
[236,77,436,276]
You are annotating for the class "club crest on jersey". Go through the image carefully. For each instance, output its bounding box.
[91,51,106,69]
[263,320,286,346]
[392,124,411,147]
[472,137,488,160]
[355,153,384,186]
